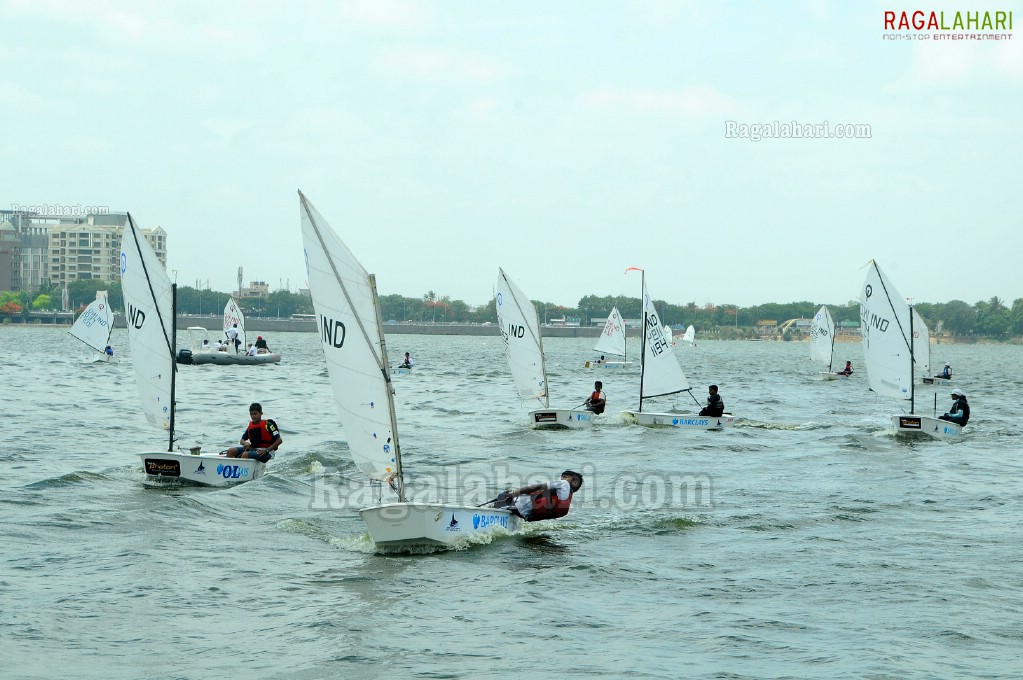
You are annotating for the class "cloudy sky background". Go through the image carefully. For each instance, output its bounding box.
[2,0,1019,308]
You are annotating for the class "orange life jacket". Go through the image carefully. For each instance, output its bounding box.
[246,419,279,448]
[525,488,573,522]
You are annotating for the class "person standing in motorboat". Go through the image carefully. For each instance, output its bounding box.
[490,470,584,521]
[939,389,970,426]
[699,385,725,417]
[837,361,853,377]
[935,363,952,379]
[584,380,607,414]
[225,323,241,353]
[222,403,282,463]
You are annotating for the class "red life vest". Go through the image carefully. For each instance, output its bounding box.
[246,419,279,448]
[525,488,573,522]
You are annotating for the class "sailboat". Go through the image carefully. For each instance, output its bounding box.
[810,305,842,380]
[620,269,734,430]
[682,324,696,347]
[300,191,522,549]
[664,324,674,347]
[585,306,630,368]
[68,294,116,362]
[497,268,595,429]
[177,296,281,365]
[121,213,271,485]
[859,260,962,439]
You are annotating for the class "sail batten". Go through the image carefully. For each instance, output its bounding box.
[300,192,402,488]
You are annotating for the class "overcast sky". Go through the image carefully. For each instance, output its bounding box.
[2,0,1019,308]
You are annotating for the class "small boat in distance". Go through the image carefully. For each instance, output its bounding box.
[68,293,116,363]
[497,268,595,429]
[176,298,281,365]
[585,305,631,368]
[810,305,842,380]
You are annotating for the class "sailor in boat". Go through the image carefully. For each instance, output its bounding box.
[935,363,952,379]
[216,339,228,352]
[201,339,211,351]
[698,385,725,417]
[254,335,270,353]
[226,323,241,353]
[938,389,970,426]
[583,380,607,414]
[222,402,282,463]
[246,343,259,356]
[104,345,114,358]
[837,361,853,377]
[490,471,584,522]
[399,352,414,369]
[595,355,606,366]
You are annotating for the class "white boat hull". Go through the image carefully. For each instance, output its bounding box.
[138,451,268,486]
[920,376,952,387]
[528,408,595,429]
[360,503,522,550]
[391,367,412,375]
[181,351,282,365]
[892,414,963,440]
[621,410,735,430]
[92,354,119,364]
[584,360,631,369]
[817,371,848,381]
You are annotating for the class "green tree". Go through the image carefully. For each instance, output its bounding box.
[32,294,55,310]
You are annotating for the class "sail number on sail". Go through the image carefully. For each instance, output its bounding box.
[127,304,146,329]
[645,312,670,356]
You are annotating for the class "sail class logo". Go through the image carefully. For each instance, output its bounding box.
[884,10,1013,40]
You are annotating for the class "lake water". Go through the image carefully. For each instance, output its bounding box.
[3,326,1021,679]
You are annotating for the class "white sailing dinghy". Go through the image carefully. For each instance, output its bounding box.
[121,213,271,485]
[810,305,842,380]
[620,269,734,430]
[300,191,522,549]
[178,297,282,365]
[664,324,674,347]
[68,294,116,363]
[497,268,595,429]
[682,324,696,347]
[585,306,631,368]
[859,260,962,439]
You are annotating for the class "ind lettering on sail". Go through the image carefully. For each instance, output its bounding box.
[69,297,114,353]
[120,214,175,430]
[641,280,690,399]
[300,195,399,482]
[859,261,913,401]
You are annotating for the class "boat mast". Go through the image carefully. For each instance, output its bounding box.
[169,283,177,452]
[637,269,647,413]
[828,309,835,373]
[369,273,406,503]
[908,302,915,415]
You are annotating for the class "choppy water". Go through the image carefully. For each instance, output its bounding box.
[3,326,1021,679]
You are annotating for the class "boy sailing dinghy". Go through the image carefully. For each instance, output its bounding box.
[810,305,842,380]
[69,294,116,362]
[859,260,962,440]
[585,306,630,368]
[496,268,595,429]
[620,268,734,430]
[121,213,270,485]
[300,191,522,550]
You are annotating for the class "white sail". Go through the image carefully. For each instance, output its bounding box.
[224,297,246,350]
[809,305,835,370]
[912,308,930,377]
[664,325,673,346]
[69,296,114,353]
[594,306,627,357]
[495,268,548,407]
[300,192,401,484]
[682,325,695,345]
[120,214,175,430]
[641,280,690,399]
[859,261,913,402]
